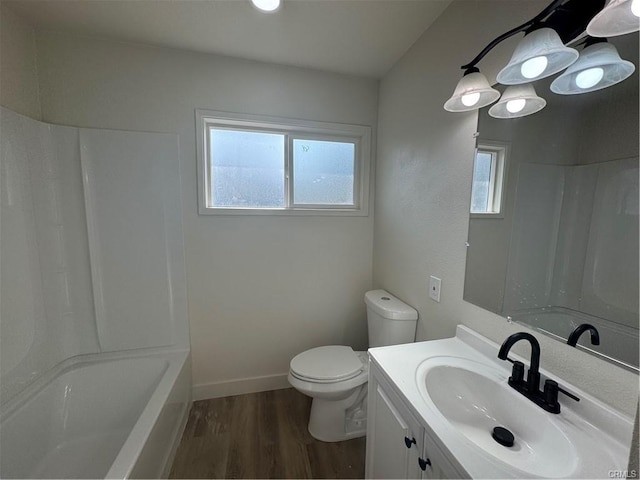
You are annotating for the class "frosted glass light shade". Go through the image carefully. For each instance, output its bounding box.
[587,0,640,37]
[488,84,547,119]
[497,28,579,85]
[551,42,635,94]
[251,0,281,12]
[444,72,500,112]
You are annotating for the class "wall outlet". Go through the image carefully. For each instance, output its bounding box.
[429,276,441,302]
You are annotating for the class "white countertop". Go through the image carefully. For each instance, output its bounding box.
[368,325,634,479]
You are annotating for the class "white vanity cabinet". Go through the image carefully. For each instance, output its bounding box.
[365,362,462,479]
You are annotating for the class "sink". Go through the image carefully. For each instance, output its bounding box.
[416,356,578,478]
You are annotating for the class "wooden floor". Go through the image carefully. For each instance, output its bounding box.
[169,388,366,479]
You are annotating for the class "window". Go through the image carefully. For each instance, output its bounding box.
[470,142,508,216]
[196,110,371,216]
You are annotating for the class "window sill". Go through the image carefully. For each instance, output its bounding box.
[469,212,505,220]
[198,206,369,217]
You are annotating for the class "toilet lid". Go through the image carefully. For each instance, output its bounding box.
[290,346,363,382]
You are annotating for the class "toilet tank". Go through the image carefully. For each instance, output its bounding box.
[365,290,418,347]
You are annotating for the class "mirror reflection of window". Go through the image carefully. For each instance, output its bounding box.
[470,143,507,216]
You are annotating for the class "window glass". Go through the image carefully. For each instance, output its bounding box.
[470,151,494,213]
[209,128,285,208]
[196,110,371,216]
[292,139,355,205]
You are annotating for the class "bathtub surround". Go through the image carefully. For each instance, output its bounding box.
[1,108,189,400]
[1,108,192,477]
[373,0,638,419]
[0,4,41,119]
[1,109,99,404]
[32,31,378,400]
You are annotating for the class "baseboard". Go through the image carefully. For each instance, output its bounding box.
[192,373,291,401]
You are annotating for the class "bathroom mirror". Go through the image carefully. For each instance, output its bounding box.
[464,33,639,371]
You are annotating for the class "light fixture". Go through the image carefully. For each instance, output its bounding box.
[444,68,501,112]
[587,0,640,37]
[551,39,636,93]
[488,84,547,119]
[444,0,638,117]
[251,0,281,13]
[496,28,579,84]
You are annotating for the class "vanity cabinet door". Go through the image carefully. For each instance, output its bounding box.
[418,429,460,480]
[366,380,422,479]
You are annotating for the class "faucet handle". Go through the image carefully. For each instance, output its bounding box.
[558,385,580,402]
[543,379,580,413]
[509,361,525,384]
[543,379,561,413]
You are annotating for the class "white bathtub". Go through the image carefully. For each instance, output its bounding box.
[0,349,191,479]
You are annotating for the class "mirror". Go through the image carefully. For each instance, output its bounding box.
[464,33,639,371]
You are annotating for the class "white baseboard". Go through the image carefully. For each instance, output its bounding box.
[192,373,291,401]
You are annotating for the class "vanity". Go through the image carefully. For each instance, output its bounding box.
[365,325,634,479]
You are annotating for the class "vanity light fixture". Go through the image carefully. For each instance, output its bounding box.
[587,0,640,37]
[444,0,638,117]
[444,68,501,112]
[496,28,578,85]
[551,38,636,94]
[250,0,281,13]
[488,84,547,119]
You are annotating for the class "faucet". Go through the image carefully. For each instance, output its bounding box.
[498,332,579,414]
[498,332,541,393]
[567,323,600,347]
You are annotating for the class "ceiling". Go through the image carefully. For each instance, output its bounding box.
[4,0,452,78]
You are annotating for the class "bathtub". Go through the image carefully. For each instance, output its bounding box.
[0,349,191,479]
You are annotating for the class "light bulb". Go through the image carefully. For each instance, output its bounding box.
[521,56,549,79]
[506,98,526,113]
[575,67,605,89]
[632,0,640,17]
[251,0,281,12]
[461,92,481,107]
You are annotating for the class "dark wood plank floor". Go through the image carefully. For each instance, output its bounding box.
[169,388,366,479]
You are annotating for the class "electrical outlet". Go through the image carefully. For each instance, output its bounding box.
[429,276,441,302]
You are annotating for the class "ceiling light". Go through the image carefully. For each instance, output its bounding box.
[488,84,547,119]
[496,28,579,85]
[587,0,640,37]
[550,40,635,94]
[444,69,501,112]
[251,0,281,13]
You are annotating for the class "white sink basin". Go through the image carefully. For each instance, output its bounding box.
[416,356,578,478]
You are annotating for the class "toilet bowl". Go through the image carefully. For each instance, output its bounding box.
[288,289,418,443]
[288,346,369,442]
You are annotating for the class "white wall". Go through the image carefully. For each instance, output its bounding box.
[35,32,378,398]
[374,0,638,418]
[0,4,41,119]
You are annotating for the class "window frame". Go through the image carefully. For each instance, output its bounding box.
[196,109,371,216]
[470,140,509,218]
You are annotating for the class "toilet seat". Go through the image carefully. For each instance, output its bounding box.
[290,346,363,383]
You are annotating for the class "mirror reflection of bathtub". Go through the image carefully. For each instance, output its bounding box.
[464,32,639,371]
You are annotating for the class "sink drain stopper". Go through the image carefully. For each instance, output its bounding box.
[492,426,515,447]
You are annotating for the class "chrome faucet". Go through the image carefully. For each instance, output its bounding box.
[567,323,600,347]
[498,332,579,414]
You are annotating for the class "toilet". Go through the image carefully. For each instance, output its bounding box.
[288,289,418,442]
